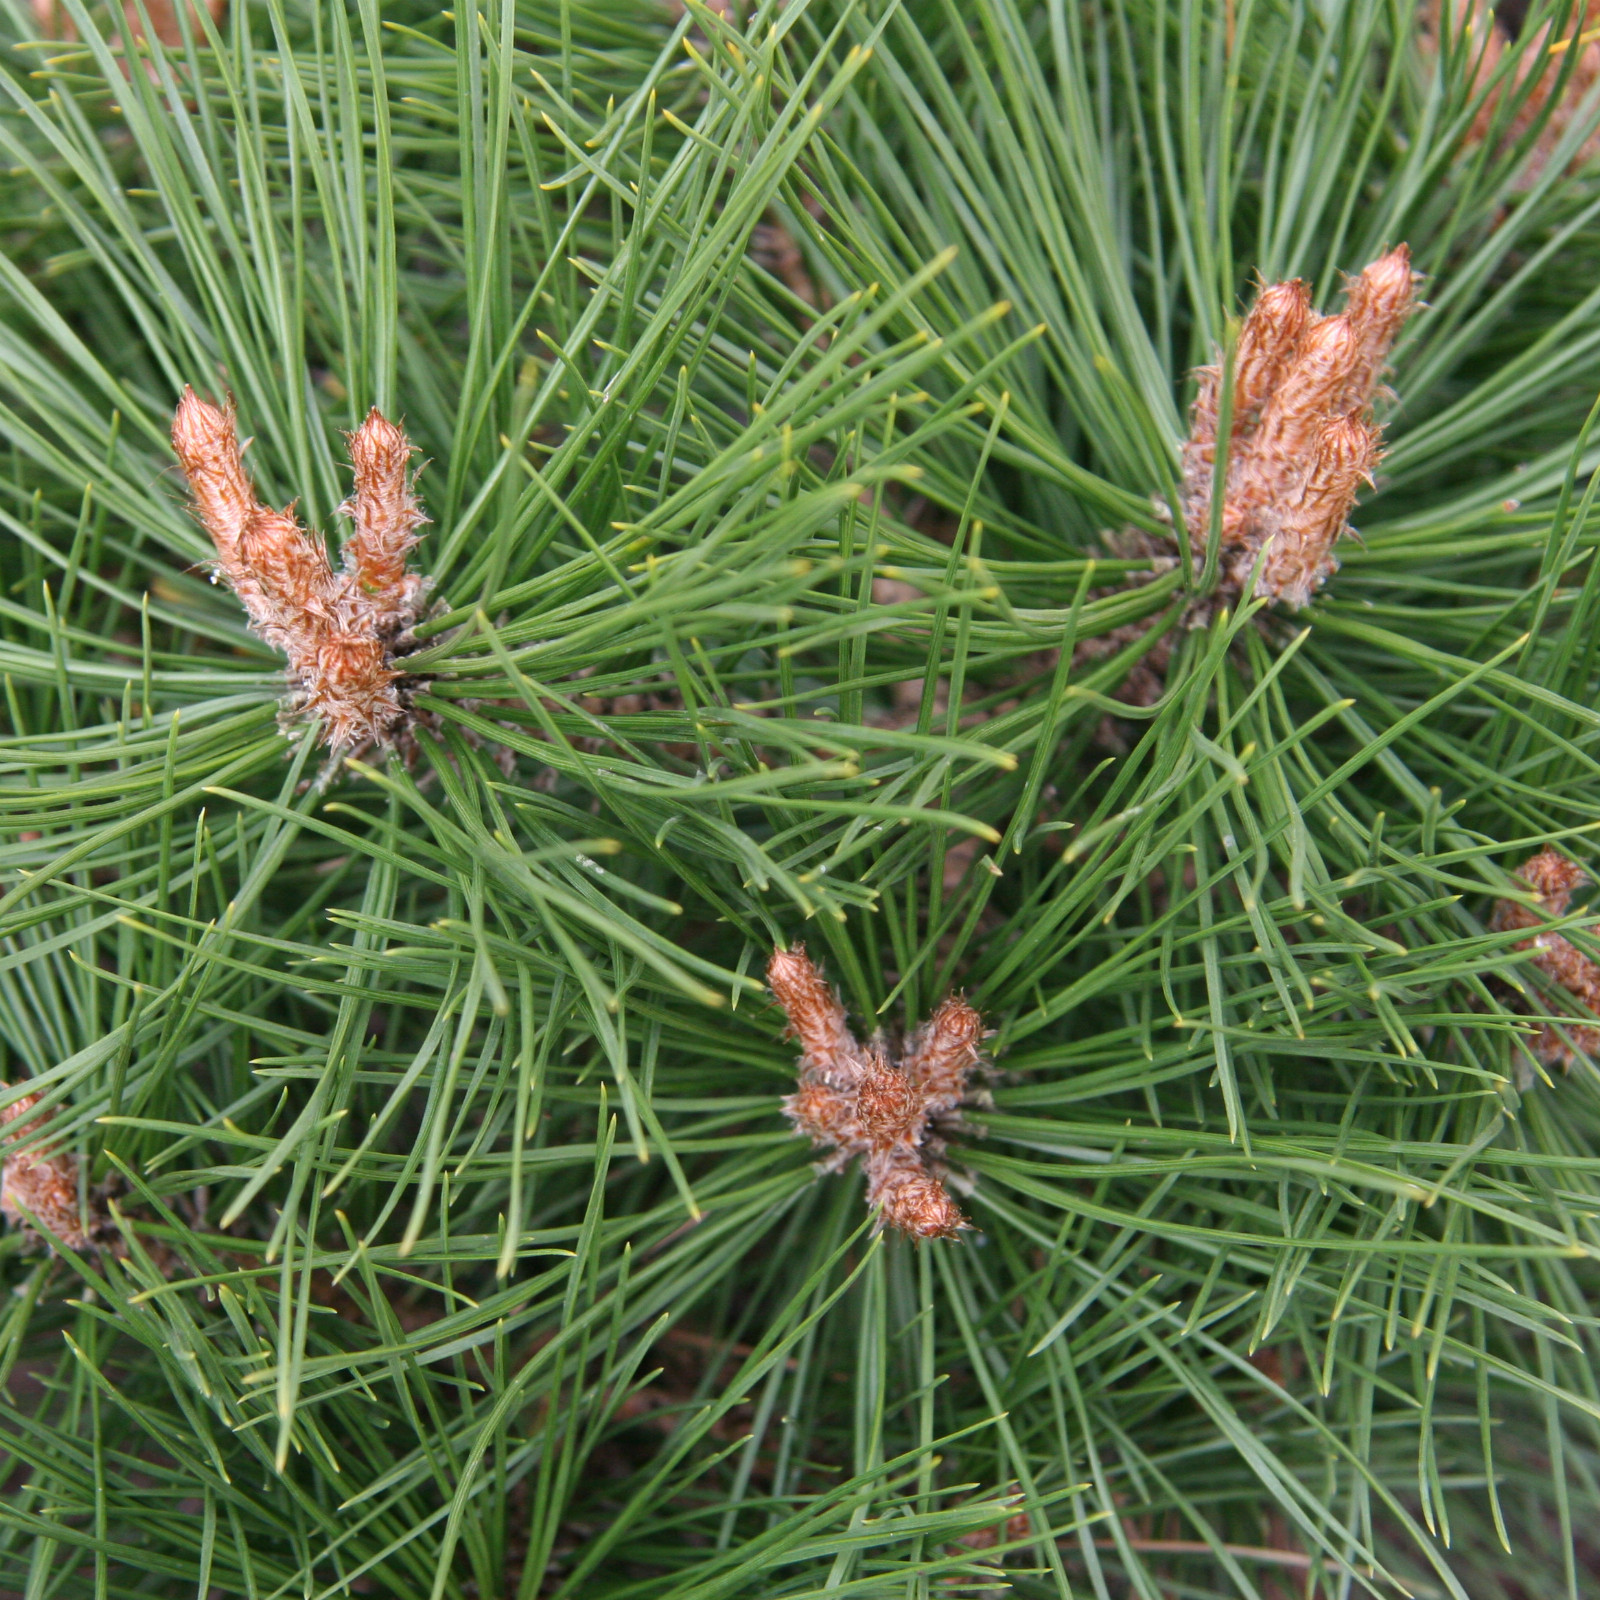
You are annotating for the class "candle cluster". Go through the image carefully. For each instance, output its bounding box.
[1069,249,1418,725]
[1182,246,1417,609]
[768,946,987,1239]
[171,389,431,753]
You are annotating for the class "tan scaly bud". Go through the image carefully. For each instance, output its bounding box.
[342,408,430,633]
[902,995,986,1118]
[302,633,404,752]
[1341,245,1416,410]
[171,388,433,753]
[783,1079,863,1158]
[1256,316,1362,441]
[236,505,337,643]
[171,387,260,569]
[1508,848,1591,916]
[1183,280,1313,540]
[767,946,862,1082]
[855,1056,925,1152]
[1225,316,1362,550]
[1232,278,1314,426]
[769,947,988,1239]
[0,1090,87,1250]
[1257,414,1379,608]
[866,1150,968,1239]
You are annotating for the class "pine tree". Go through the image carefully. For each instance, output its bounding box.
[2,0,1600,1595]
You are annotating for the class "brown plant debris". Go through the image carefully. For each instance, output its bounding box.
[1492,847,1600,1069]
[1423,0,1600,186]
[948,1503,1033,1570]
[768,945,988,1239]
[750,219,820,310]
[0,1088,91,1250]
[171,389,432,753]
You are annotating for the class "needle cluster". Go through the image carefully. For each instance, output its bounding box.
[1493,847,1600,1069]
[1184,246,1418,609]
[768,946,987,1239]
[0,1090,90,1251]
[171,389,431,753]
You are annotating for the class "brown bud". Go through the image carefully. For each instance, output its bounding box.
[238,507,336,627]
[1507,847,1588,917]
[855,1057,924,1151]
[342,408,429,632]
[171,387,258,567]
[305,632,400,731]
[867,1150,967,1239]
[767,946,860,1078]
[1223,317,1363,553]
[783,1080,862,1155]
[903,995,986,1117]
[312,633,394,691]
[172,388,433,753]
[1186,279,1317,546]
[1264,316,1362,428]
[1341,245,1416,409]
[0,1090,87,1250]
[768,947,991,1239]
[1104,247,1416,707]
[1233,278,1313,426]
[1255,414,1379,608]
